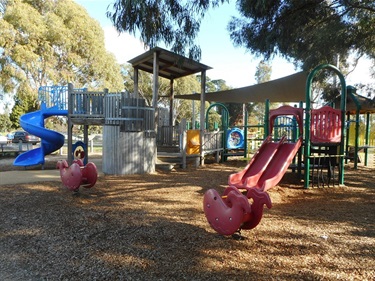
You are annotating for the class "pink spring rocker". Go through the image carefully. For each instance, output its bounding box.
[56,159,98,191]
[203,186,272,236]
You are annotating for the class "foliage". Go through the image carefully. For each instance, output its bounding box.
[0,0,124,126]
[108,0,375,75]
[108,0,229,61]
[255,61,272,84]
[122,64,171,106]
[249,61,274,124]
[170,75,201,125]
[0,112,12,132]
[228,0,375,71]
[9,85,38,128]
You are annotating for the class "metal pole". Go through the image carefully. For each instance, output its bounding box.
[364,112,370,166]
[67,83,73,165]
[152,51,159,134]
[264,99,270,138]
[200,70,206,165]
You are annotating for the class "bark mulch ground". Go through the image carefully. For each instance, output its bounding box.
[0,157,374,280]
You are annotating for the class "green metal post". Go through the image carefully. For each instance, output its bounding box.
[264,99,270,138]
[365,112,370,166]
[244,109,248,158]
[354,107,360,169]
[304,74,312,188]
[298,101,303,178]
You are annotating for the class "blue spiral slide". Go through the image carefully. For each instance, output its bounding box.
[13,103,68,167]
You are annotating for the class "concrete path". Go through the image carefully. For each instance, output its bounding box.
[0,155,103,186]
[0,169,61,185]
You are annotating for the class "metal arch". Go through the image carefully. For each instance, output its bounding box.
[304,64,347,188]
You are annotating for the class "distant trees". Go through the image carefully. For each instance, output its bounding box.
[1,0,124,127]
[0,112,12,132]
[121,64,202,125]
[249,61,273,125]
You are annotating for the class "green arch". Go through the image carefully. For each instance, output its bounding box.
[304,64,347,188]
[205,102,229,130]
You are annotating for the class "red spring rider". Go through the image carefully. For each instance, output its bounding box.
[203,186,272,236]
[56,159,98,191]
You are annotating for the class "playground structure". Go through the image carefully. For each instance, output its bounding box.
[13,84,156,175]
[13,47,212,174]
[203,104,305,236]
[201,64,359,236]
[12,45,373,185]
[56,159,97,191]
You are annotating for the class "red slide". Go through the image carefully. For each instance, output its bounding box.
[256,136,302,191]
[229,136,302,191]
[228,135,286,189]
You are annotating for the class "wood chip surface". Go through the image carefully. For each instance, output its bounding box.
[0,156,374,280]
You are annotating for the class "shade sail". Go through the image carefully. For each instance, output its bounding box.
[336,93,375,114]
[175,71,309,103]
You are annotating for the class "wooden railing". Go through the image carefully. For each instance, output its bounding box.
[70,90,106,119]
[104,94,154,133]
[67,86,155,132]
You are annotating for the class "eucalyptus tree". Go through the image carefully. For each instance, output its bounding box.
[108,0,375,73]
[1,0,124,127]
[108,0,229,61]
[229,0,375,72]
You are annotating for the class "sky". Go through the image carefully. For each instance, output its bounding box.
[75,0,374,90]
[0,0,373,114]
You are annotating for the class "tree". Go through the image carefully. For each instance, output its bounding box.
[230,1,375,71]
[255,61,272,84]
[108,0,375,73]
[249,61,273,125]
[0,112,12,132]
[9,85,38,128]
[0,0,124,124]
[108,0,228,61]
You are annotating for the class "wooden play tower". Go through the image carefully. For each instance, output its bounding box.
[66,84,156,175]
